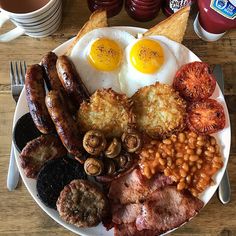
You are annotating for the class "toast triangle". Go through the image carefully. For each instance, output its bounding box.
[65,10,108,56]
[143,6,190,43]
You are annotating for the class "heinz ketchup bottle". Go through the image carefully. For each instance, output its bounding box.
[125,0,163,22]
[194,0,236,41]
[87,0,123,17]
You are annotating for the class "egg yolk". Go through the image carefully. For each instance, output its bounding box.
[130,39,164,74]
[88,38,122,71]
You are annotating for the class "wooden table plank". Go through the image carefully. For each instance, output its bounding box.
[0,0,235,235]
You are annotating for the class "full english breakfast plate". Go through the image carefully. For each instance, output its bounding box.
[13,24,231,236]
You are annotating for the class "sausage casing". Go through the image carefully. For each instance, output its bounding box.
[45,90,83,159]
[41,51,62,91]
[25,64,54,134]
[41,52,77,114]
[56,55,89,107]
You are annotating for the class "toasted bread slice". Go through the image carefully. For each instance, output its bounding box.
[143,6,190,43]
[65,10,108,56]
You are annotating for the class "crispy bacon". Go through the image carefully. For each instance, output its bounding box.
[112,187,203,236]
[136,187,203,232]
[108,168,173,204]
[112,203,141,225]
[108,168,204,236]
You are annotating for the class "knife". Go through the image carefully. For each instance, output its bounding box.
[7,143,20,191]
[213,65,231,204]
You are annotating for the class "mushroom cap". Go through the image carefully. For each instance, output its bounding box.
[84,157,104,176]
[105,138,121,158]
[83,130,107,155]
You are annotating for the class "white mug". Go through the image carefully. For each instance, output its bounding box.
[0,0,62,42]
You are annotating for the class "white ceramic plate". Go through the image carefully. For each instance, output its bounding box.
[13,27,231,236]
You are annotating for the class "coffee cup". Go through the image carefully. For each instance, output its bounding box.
[0,0,62,42]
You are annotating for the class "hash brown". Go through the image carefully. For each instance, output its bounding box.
[132,83,186,138]
[77,89,134,138]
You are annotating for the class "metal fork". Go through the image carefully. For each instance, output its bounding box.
[7,61,26,191]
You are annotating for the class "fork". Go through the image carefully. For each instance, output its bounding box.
[7,61,26,191]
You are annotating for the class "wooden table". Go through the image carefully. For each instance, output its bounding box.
[0,1,235,235]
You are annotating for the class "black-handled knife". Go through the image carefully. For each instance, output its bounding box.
[213,65,231,204]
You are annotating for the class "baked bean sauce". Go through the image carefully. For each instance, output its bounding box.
[139,130,223,196]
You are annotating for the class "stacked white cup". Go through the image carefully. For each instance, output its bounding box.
[0,0,62,42]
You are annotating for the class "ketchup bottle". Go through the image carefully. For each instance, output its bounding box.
[125,0,163,22]
[194,0,236,41]
[162,0,196,16]
[87,0,123,18]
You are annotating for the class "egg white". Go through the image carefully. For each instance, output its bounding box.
[70,28,136,94]
[119,37,179,97]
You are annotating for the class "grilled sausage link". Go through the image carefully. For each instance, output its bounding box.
[41,52,77,114]
[41,51,62,91]
[45,90,84,161]
[56,55,89,107]
[25,64,54,134]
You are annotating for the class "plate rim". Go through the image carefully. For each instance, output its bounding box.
[13,26,231,236]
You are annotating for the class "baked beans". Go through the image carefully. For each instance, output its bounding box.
[139,130,223,196]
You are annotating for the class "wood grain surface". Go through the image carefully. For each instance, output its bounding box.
[0,1,235,235]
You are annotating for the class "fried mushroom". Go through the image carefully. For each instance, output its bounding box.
[77,89,134,138]
[115,151,133,173]
[105,138,121,158]
[121,128,142,153]
[132,82,186,138]
[84,157,104,176]
[83,130,107,155]
[104,159,116,175]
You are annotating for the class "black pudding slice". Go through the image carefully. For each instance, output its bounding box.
[13,113,41,152]
[36,157,86,209]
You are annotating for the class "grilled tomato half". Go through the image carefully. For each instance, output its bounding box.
[187,99,225,135]
[173,62,216,101]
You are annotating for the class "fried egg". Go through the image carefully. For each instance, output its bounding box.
[70,28,135,94]
[119,37,179,96]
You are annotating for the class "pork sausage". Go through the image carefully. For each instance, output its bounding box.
[56,179,109,227]
[41,51,62,91]
[56,55,89,107]
[25,64,54,134]
[45,90,84,160]
[41,52,77,114]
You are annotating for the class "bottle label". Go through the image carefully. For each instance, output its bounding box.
[210,0,236,19]
[169,0,190,13]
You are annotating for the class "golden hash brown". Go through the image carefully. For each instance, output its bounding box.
[132,83,186,138]
[77,89,134,138]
